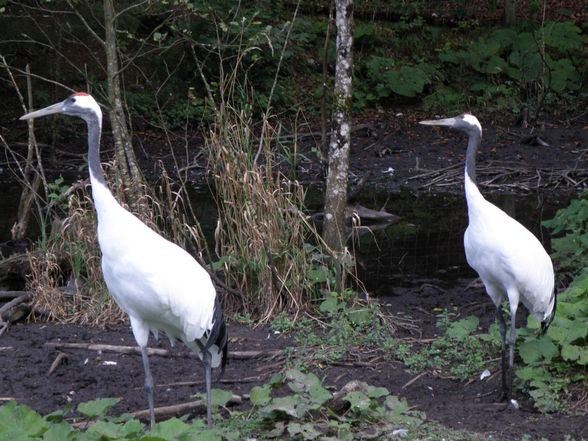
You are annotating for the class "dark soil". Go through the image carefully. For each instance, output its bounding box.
[1,111,587,440]
[1,277,587,440]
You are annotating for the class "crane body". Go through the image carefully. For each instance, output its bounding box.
[20,92,227,427]
[420,113,556,404]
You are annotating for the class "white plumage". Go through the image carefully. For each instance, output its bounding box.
[420,113,556,404]
[21,92,227,427]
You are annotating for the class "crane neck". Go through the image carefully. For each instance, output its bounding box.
[464,129,486,215]
[86,114,107,188]
[465,130,480,185]
[85,112,121,221]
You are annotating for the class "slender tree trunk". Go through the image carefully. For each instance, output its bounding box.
[103,0,143,204]
[504,0,517,25]
[323,0,353,256]
[320,0,334,161]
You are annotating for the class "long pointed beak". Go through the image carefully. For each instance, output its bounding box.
[419,117,457,127]
[20,100,66,120]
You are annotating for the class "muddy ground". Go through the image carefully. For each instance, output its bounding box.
[1,277,587,440]
[1,110,587,439]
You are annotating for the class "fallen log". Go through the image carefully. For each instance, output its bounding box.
[0,291,32,300]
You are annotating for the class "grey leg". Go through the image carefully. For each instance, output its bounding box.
[140,346,155,428]
[507,311,517,400]
[495,305,508,399]
[203,350,212,427]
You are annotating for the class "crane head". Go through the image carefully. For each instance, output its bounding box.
[20,92,101,122]
[419,113,482,137]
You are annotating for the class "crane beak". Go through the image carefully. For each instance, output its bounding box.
[20,100,66,120]
[419,117,457,127]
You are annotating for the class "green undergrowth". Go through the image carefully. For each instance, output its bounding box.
[387,311,499,381]
[272,293,498,382]
[272,290,587,414]
[514,192,588,413]
[0,371,501,441]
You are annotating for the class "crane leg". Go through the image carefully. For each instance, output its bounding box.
[507,309,517,400]
[202,350,213,427]
[495,305,508,399]
[195,340,213,427]
[140,346,156,428]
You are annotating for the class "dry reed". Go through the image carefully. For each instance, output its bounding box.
[208,107,330,320]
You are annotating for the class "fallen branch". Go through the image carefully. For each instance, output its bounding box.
[0,291,32,300]
[402,371,428,389]
[131,395,242,421]
[141,374,269,390]
[44,341,282,360]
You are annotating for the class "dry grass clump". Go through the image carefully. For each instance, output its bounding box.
[208,108,331,320]
[28,180,125,326]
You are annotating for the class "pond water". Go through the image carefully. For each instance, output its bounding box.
[0,181,570,294]
[349,189,569,295]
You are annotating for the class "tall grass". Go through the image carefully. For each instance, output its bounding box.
[208,107,332,320]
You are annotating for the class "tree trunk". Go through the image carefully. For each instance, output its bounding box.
[504,0,517,26]
[103,0,143,205]
[323,0,353,256]
[320,0,334,161]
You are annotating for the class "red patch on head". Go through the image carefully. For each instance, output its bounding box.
[73,92,90,96]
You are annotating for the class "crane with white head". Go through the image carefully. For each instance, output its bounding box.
[420,113,556,406]
[20,92,228,427]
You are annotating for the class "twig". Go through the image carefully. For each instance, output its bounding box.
[402,371,428,389]
[47,351,68,376]
[143,374,268,390]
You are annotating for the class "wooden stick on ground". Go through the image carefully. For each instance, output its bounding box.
[47,351,68,376]
[131,395,242,421]
[44,341,282,360]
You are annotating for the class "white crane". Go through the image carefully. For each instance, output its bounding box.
[420,113,556,405]
[20,92,228,427]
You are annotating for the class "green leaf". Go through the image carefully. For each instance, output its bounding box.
[77,398,120,419]
[518,338,559,364]
[308,383,332,406]
[561,344,581,361]
[264,395,302,418]
[0,401,48,439]
[446,316,479,341]
[287,422,321,440]
[515,366,549,381]
[87,420,128,438]
[250,384,272,406]
[347,308,371,326]
[319,296,339,314]
[211,389,233,407]
[149,417,191,438]
[367,385,389,399]
[343,391,371,413]
[42,421,74,441]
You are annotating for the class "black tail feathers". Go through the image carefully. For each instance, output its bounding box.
[540,290,557,336]
[204,297,228,379]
